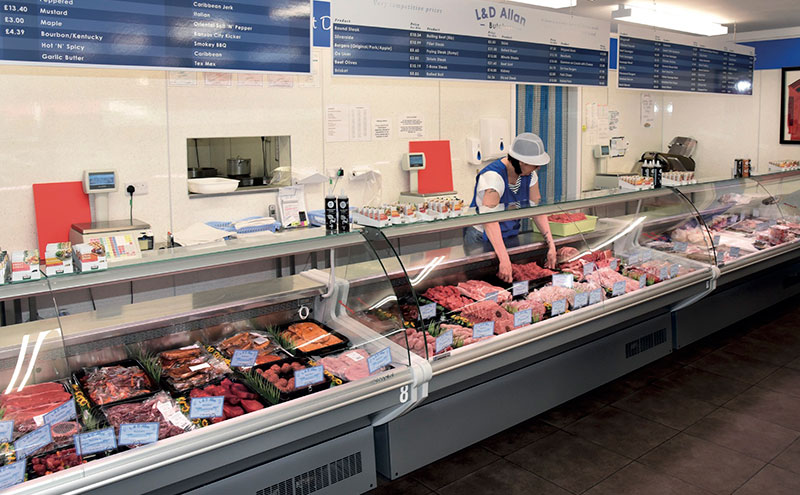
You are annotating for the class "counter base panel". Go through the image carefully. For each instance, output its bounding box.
[184,425,376,495]
[376,312,672,479]
[674,258,800,348]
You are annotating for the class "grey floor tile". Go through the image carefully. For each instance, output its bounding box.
[685,408,800,462]
[747,323,800,353]
[584,461,713,495]
[479,417,557,457]
[733,464,800,495]
[409,444,499,491]
[691,349,779,385]
[725,386,800,432]
[639,433,764,495]
[506,430,630,494]
[583,380,640,405]
[536,394,607,429]
[366,475,432,495]
[654,366,750,406]
[759,367,800,399]
[612,386,717,430]
[617,358,686,390]
[670,344,715,366]
[772,437,800,475]
[565,406,679,459]
[438,459,570,495]
[721,336,800,367]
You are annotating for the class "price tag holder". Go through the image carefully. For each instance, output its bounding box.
[670,264,680,278]
[574,292,589,309]
[295,366,325,388]
[189,396,225,419]
[639,276,647,288]
[713,235,721,246]
[589,288,603,305]
[0,461,26,490]
[230,349,259,368]
[659,267,668,280]
[551,299,567,316]
[612,281,626,297]
[0,421,13,443]
[730,247,741,258]
[420,303,437,320]
[435,330,454,354]
[514,309,532,327]
[486,292,498,302]
[756,222,769,231]
[673,242,688,253]
[367,347,392,374]
[583,262,595,276]
[552,274,574,288]
[716,252,725,265]
[13,425,52,458]
[512,281,529,297]
[75,427,117,456]
[119,423,160,446]
[472,321,495,339]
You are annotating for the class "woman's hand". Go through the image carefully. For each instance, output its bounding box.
[545,245,558,270]
[498,259,513,283]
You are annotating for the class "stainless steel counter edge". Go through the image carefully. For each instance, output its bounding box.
[719,241,800,282]
[7,366,415,495]
[429,267,713,378]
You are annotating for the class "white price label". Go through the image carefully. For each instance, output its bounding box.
[435,330,454,354]
[551,299,567,316]
[583,262,595,276]
[713,235,721,246]
[639,276,647,288]
[420,303,436,320]
[589,288,603,305]
[612,281,626,296]
[514,309,532,327]
[486,292,498,302]
[670,264,679,278]
[659,267,668,280]
[730,247,741,257]
[574,292,588,309]
[553,274,574,288]
[512,281,529,297]
[673,242,688,253]
[609,259,619,271]
[472,322,495,339]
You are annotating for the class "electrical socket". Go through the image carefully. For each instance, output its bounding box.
[124,182,148,195]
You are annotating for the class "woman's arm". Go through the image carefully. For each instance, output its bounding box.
[530,184,557,269]
[482,189,513,282]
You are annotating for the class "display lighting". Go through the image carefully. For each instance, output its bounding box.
[612,4,729,36]
[512,0,577,8]
[735,80,752,93]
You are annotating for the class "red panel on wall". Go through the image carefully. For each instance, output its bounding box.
[32,182,91,254]
[409,140,454,194]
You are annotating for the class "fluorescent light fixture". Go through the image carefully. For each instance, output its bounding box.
[612,4,728,36]
[513,0,577,8]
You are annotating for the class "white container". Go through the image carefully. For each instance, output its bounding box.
[11,250,40,282]
[73,242,108,272]
[44,242,74,276]
[188,178,240,194]
[480,118,508,160]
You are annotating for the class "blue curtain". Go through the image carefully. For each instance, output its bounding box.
[516,85,569,203]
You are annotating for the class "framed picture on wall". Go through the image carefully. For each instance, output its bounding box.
[781,66,800,144]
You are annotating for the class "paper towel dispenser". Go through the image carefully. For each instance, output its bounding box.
[480,118,508,160]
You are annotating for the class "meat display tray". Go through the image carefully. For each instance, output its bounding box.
[277,320,351,358]
[174,377,270,425]
[253,356,335,404]
[28,447,106,481]
[158,345,233,397]
[73,359,161,409]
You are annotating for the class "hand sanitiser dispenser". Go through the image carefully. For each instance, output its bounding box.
[480,118,508,160]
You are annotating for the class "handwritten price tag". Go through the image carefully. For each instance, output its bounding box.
[589,288,603,305]
[639,276,647,288]
[673,242,688,253]
[189,396,225,419]
[0,421,13,443]
[14,425,51,458]
[230,349,259,368]
[367,347,392,374]
[551,299,567,316]
[119,423,160,446]
[609,259,619,271]
[295,366,325,388]
[43,399,77,426]
[713,235,721,246]
[512,281,529,297]
[553,274,573,288]
[420,303,437,320]
[583,262,595,276]
[730,247,741,257]
[612,281,626,296]
[574,292,589,309]
[435,330,454,354]
[472,322,495,339]
[0,461,25,490]
[514,309,532,327]
[670,264,680,278]
[75,427,117,456]
[486,292,499,302]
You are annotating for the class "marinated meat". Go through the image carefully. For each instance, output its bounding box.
[511,262,555,282]
[189,379,264,423]
[282,322,343,353]
[422,286,472,311]
[216,332,285,366]
[256,361,308,393]
[460,301,515,333]
[548,213,587,223]
[318,349,372,381]
[457,280,511,303]
[104,392,192,443]
[81,365,153,405]
[160,345,231,392]
[31,448,83,477]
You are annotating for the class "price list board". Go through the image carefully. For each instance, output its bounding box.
[332,0,609,87]
[618,26,754,95]
[0,0,311,73]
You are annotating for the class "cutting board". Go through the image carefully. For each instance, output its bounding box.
[33,181,91,255]
[409,140,454,194]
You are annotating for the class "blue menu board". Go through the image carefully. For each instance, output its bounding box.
[617,26,754,95]
[332,0,609,87]
[0,0,311,72]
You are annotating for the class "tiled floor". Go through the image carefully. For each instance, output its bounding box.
[367,297,800,495]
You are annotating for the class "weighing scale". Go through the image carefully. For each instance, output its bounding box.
[398,152,457,204]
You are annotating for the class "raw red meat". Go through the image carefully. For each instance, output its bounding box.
[256,361,308,393]
[511,262,555,282]
[104,392,192,442]
[160,345,231,392]
[528,285,577,307]
[389,328,437,357]
[556,246,580,264]
[548,213,587,223]
[460,301,515,334]
[188,380,266,421]
[241,399,264,413]
[505,299,546,321]
[81,365,153,405]
[31,448,83,477]
[422,286,472,311]
[1,382,65,400]
[440,323,491,346]
[223,404,244,418]
[457,280,511,303]
[585,267,640,293]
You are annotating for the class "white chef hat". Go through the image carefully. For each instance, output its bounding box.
[509,133,550,166]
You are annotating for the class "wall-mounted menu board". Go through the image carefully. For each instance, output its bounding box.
[0,0,311,72]
[332,0,609,86]
[618,26,755,95]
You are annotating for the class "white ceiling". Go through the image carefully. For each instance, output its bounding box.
[508,0,800,34]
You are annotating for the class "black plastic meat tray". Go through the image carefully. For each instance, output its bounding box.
[253,356,334,404]
[73,359,160,409]
[277,320,350,358]
[158,346,233,396]
[174,377,270,426]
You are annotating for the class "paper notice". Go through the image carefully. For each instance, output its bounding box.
[350,105,371,141]
[608,109,620,132]
[399,114,424,139]
[169,71,198,87]
[298,50,321,88]
[204,72,233,86]
[373,118,392,141]
[326,105,349,142]
[641,93,655,128]
[268,75,294,88]
[237,74,263,87]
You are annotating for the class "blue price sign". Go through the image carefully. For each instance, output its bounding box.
[553,274,573,288]
[730,247,741,257]
[230,349,259,368]
[583,262,595,276]
[670,264,680,278]
[367,347,392,374]
[486,292,499,302]
[0,421,13,443]
[660,267,669,280]
[14,425,51,458]
[551,299,567,316]
[609,259,619,271]
[612,281,626,296]
[713,235,721,246]
[118,423,160,446]
[472,322,494,339]
[435,330,453,354]
[75,427,117,456]
[514,309,532,327]
[43,399,77,426]
[574,292,589,309]
[0,461,26,490]
[589,288,603,305]
[512,281,529,297]
[189,396,225,419]
[295,366,325,388]
[639,276,647,288]
[420,303,437,319]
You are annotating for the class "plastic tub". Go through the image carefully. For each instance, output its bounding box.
[188,178,239,194]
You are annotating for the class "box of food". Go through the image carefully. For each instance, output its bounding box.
[0,251,8,285]
[534,215,599,237]
[44,242,73,276]
[11,250,40,282]
[73,242,107,272]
